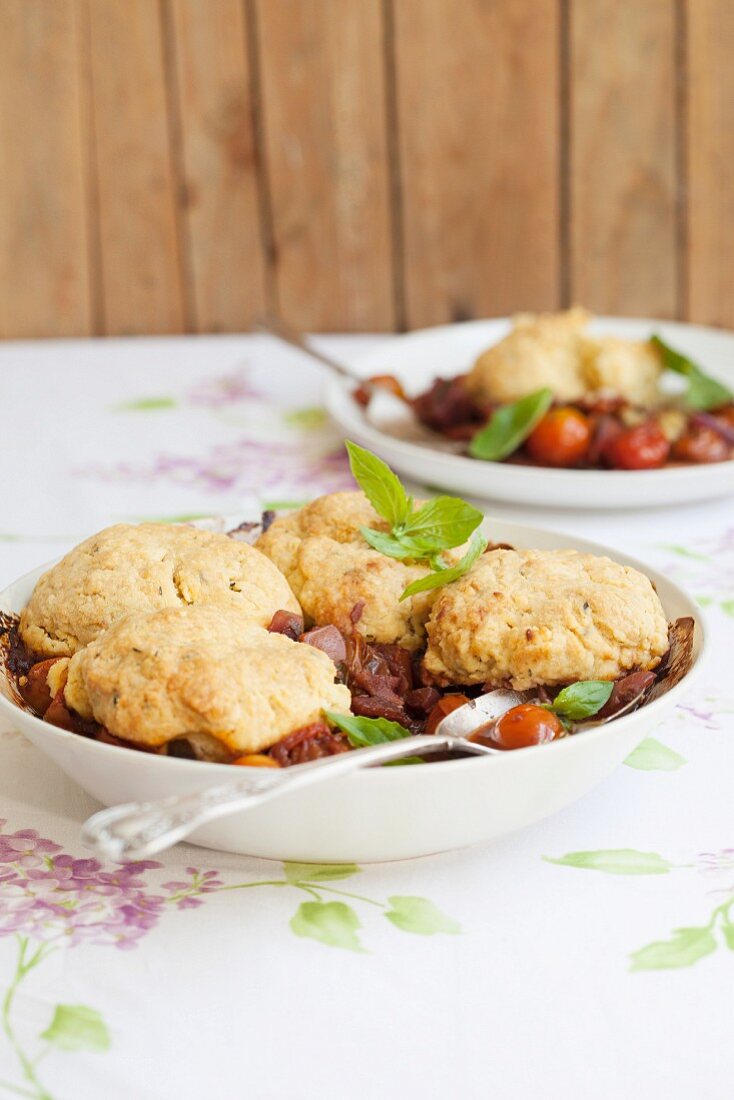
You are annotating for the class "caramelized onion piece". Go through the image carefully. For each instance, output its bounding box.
[19,658,60,716]
[44,691,82,733]
[268,609,305,641]
[269,722,350,767]
[595,670,656,720]
[300,625,348,664]
[645,617,695,703]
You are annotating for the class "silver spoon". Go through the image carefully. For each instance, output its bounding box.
[81,689,529,862]
[254,314,362,384]
[254,315,464,452]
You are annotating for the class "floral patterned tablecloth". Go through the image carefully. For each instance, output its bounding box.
[0,334,732,1100]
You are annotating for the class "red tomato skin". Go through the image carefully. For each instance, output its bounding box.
[526,408,592,467]
[490,704,565,750]
[672,426,730,464]
[605,422,671,470]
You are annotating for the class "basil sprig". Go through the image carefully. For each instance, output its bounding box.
[651,335,733,411]
[345,440,411,527]
[325,712,423,765]
[345,441,486,597]
[469,388,553,461]
[400,530,487,600]
[549,680,614,722]
[324,711,411,746]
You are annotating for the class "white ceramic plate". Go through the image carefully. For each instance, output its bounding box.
[325,316,734,509]
[0,520,705,863]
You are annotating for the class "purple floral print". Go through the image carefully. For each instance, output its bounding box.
[81,438,353,498]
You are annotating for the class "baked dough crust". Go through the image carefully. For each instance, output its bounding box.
[257,492,462,650]
[423,548,669,690]
[465,309,662,407]
[64,604,351,754]
[20,523,299,657]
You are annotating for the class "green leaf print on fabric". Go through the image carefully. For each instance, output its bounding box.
[544,849,673,875]
[283,407,328,429]
[658,544,710,561]
[547,846,734,970]
[114,396,177,412]
[290,901,366,953]
[278,864,460,947]
[40,1006,110,1053]
[629,927,717,972]
[624,737,686,771]
[260,499,310,511]
[720,924,734,951]
[720,599,734,618]
[385,897,461,936]
[283,862,360,884]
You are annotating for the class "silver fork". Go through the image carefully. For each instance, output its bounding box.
[81,690,528,862]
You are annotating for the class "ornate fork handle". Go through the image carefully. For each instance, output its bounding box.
[82,734,498,861]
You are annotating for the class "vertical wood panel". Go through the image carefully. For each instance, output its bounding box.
[0,1,91,338]
[256,0,395,331]
[169,0,268,332]
[87,0,185,334]
[394,0,561,328]
[569,0,678,318]
[686,0,734,327]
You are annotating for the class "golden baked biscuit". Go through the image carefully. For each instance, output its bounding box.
[423,548,669,690]
[256,491,389,580]
[582,336,662,408]
[64,604,351,756]
[257,492,463,650]
[465,309,663,407]
[20,523,299,657]
[466,308,590,404]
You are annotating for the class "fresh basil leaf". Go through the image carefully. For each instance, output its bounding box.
[359,527,422,560]
[399,532,487,601]
[324,711,411,747]
[345,440,410,527]
[551,680,614,721]
[651,335,733,411]
[469,388,554,461]
[686,370,733,412]
[398,496,483,550]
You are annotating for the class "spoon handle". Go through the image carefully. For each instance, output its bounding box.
[254,314,357,382]
[81,734,495,862]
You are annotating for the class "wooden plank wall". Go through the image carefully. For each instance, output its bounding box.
[0,0,732,338]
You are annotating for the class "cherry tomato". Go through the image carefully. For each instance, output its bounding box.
[425,693,471,735]
[526,408,591,467]
[490,704,564,750]
[233,753,281,768]
[354,374,407,408]
[672,426,730,464]
[714,404,734,429]
[605,422,670,470]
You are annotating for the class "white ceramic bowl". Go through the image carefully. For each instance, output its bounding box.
[0,520,705,863]
[325,316,734,509]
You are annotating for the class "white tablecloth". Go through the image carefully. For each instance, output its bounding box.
[0,335,732,1100]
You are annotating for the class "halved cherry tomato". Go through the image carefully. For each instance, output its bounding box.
[605,422,670,470]
[526,408,591,467]
[672,426,730,464]
[425,693,471,735]
[490,704,564,750]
